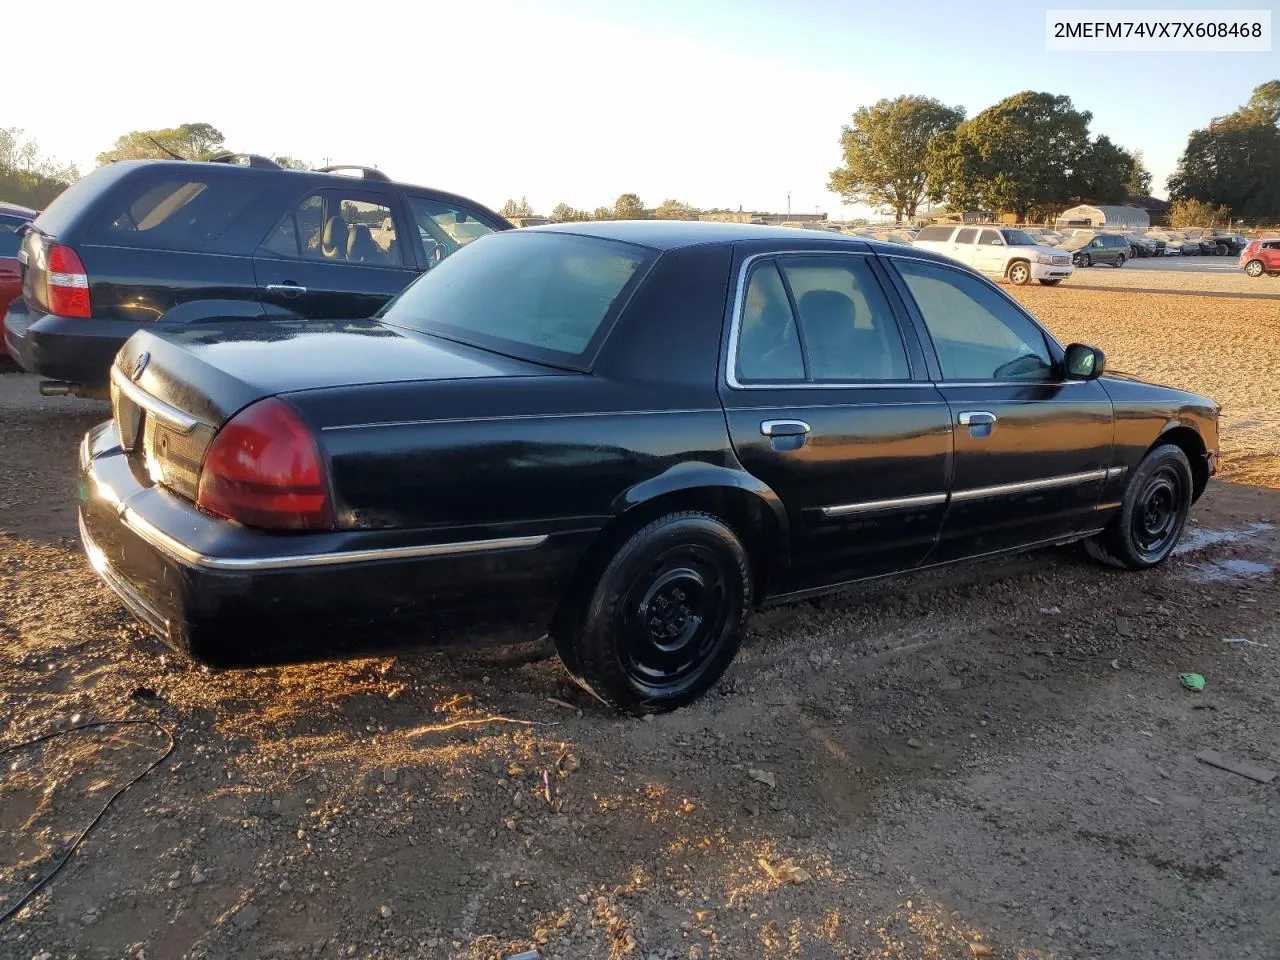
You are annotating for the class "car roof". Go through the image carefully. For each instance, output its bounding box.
[530,219,932,254]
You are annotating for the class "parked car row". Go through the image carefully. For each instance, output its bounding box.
[0,202,38,360]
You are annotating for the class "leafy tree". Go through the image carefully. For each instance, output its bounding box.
[1169,198,1232,228]
[653,198,700,220]
[273,156,311,170]
[1069,135,1137,206]
[499,196,534,218]
[96,123,227,164]
[1126,149,1153,196]
[591,205,614,221]
[927,92,1101,220]
[1168,81,1280,217]
[550,203,590,222]
[0,128,79,208]
[613,193,647,219]
[828,95,964,222]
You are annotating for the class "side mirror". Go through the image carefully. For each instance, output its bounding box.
[1064,343,1105,380]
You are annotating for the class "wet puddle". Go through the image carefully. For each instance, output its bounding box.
[1173,522,1274,556]
[1185,557,1275,583]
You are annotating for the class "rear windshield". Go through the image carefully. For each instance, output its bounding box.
[381,231,655,369]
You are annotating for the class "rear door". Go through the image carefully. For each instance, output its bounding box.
[719,249,953,592]
[254,187,419,320]
[970,228,1008,276]
[945,227,979,268]
[886,255,1114,561]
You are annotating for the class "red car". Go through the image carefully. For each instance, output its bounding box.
[1239,237,1280,278]
[1,204,38,357]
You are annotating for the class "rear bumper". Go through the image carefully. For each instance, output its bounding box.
[78,422,588,664]
[4,305,151,386]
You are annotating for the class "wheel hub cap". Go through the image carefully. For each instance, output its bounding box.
[640,571,705,651]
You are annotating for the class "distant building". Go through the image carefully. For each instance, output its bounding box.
[699,211,827,225]
[1125,195,1172,226]
[1055,204,1151,231]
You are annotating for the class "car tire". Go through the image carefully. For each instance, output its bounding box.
[1038,278,1063,286]
[1082,254,1092,267]
[1084,444,1194,571]
[1114,253,1126,268]
[1244,259,1265,278]
[1215,244,1228,256]
[553,511,750,714]
[1129,245,1140,259]
[1007,261,1031,285]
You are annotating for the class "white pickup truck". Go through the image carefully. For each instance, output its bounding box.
[912,225,1074,286]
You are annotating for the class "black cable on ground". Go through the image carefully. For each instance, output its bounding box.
[0,718,174,926]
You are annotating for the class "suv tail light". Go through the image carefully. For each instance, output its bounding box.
[196,398,334,530]
[46,244,91,318]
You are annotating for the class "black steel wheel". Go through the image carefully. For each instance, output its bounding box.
[1085,444,1194,570]
[553,511,750,713]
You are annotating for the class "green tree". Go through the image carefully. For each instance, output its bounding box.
[1126,149,1153,196]
[927,91,1097,220]
[0,128,79,208]
[500,196,534,218]
[273,155,311,170]
[1168,82,1280,217]
[1069,135,1138,206]
[1169,198,1232,228]
[591,205,613,220]
[550,202,590,222]
[653,198,700,220]
[96,123,227,164]
[613,193,647,219]
[828,95,964,222]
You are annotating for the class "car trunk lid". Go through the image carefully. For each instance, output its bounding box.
[110,319,565,502]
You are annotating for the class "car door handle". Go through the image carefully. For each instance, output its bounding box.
[760,420,811,437]
[265,283,307,297]
[958,410,997,437]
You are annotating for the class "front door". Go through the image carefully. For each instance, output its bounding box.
[970,228,1009,276]
[254,188,419,320]
[887,256,1114,561]
[719,251,953,592]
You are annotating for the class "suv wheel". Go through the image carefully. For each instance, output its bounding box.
[1081,253,1092,267]
[1007,261,1031,285]
[1215,244,1228,256]
[1085,444,1193,571]
[553,511,751,714]
[1244,259,1265,278]
[1113,253,1126,268]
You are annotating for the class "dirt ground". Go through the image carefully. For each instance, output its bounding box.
[1,286,1278,960]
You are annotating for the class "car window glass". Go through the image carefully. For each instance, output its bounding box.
[978,229,1001,246]
[914,225,954,242]
[737,261,805,382]
[893,259,1054,382]
[779,257,909,381]
[405,196,501,269]
[98,177,262,253]
[954,228,977,244]
[262,194,403,266]
[0,219,22,258]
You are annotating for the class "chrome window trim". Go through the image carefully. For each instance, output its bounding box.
[724,250,924,392]
[321,408,720,432]
[119,507,547,571]
[821,492,948,517]
[109,367,201,434]
[950,469,1107,503]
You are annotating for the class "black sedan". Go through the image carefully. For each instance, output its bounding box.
[79,222,1219,713]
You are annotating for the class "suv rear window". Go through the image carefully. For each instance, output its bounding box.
[382,231,654,370]
[94,176,265,253]
[914,225,954,242]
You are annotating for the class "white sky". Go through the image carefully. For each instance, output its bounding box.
[6,0,1277,219]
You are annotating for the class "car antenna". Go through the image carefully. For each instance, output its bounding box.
[147,136,187,161]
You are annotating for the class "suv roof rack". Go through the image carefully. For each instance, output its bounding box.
[207,153,282,170]
[317,165,391,182]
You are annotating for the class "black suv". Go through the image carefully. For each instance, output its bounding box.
[3,156,510,395]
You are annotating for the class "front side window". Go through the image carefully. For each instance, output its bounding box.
[405,196,503,268]
[978,229,1002,246]
[261,193,404,266]
[382,231,652,369]
[892,259,1054,382]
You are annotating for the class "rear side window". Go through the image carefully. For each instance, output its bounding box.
[954,228,977,244]
[738,262,805,382]
[914,225,954,242]
[95,176,265,253]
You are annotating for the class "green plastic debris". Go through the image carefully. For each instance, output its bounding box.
[1180,672,1206,692]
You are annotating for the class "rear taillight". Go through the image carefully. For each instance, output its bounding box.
[46,244,91,318]
[196,398,334,531]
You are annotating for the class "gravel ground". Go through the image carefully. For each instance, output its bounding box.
[1062,264,1279,298]
[2,286,1279,960]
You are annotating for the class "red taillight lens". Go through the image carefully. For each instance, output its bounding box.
[46,244,91,318]
[196,398,334,531]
